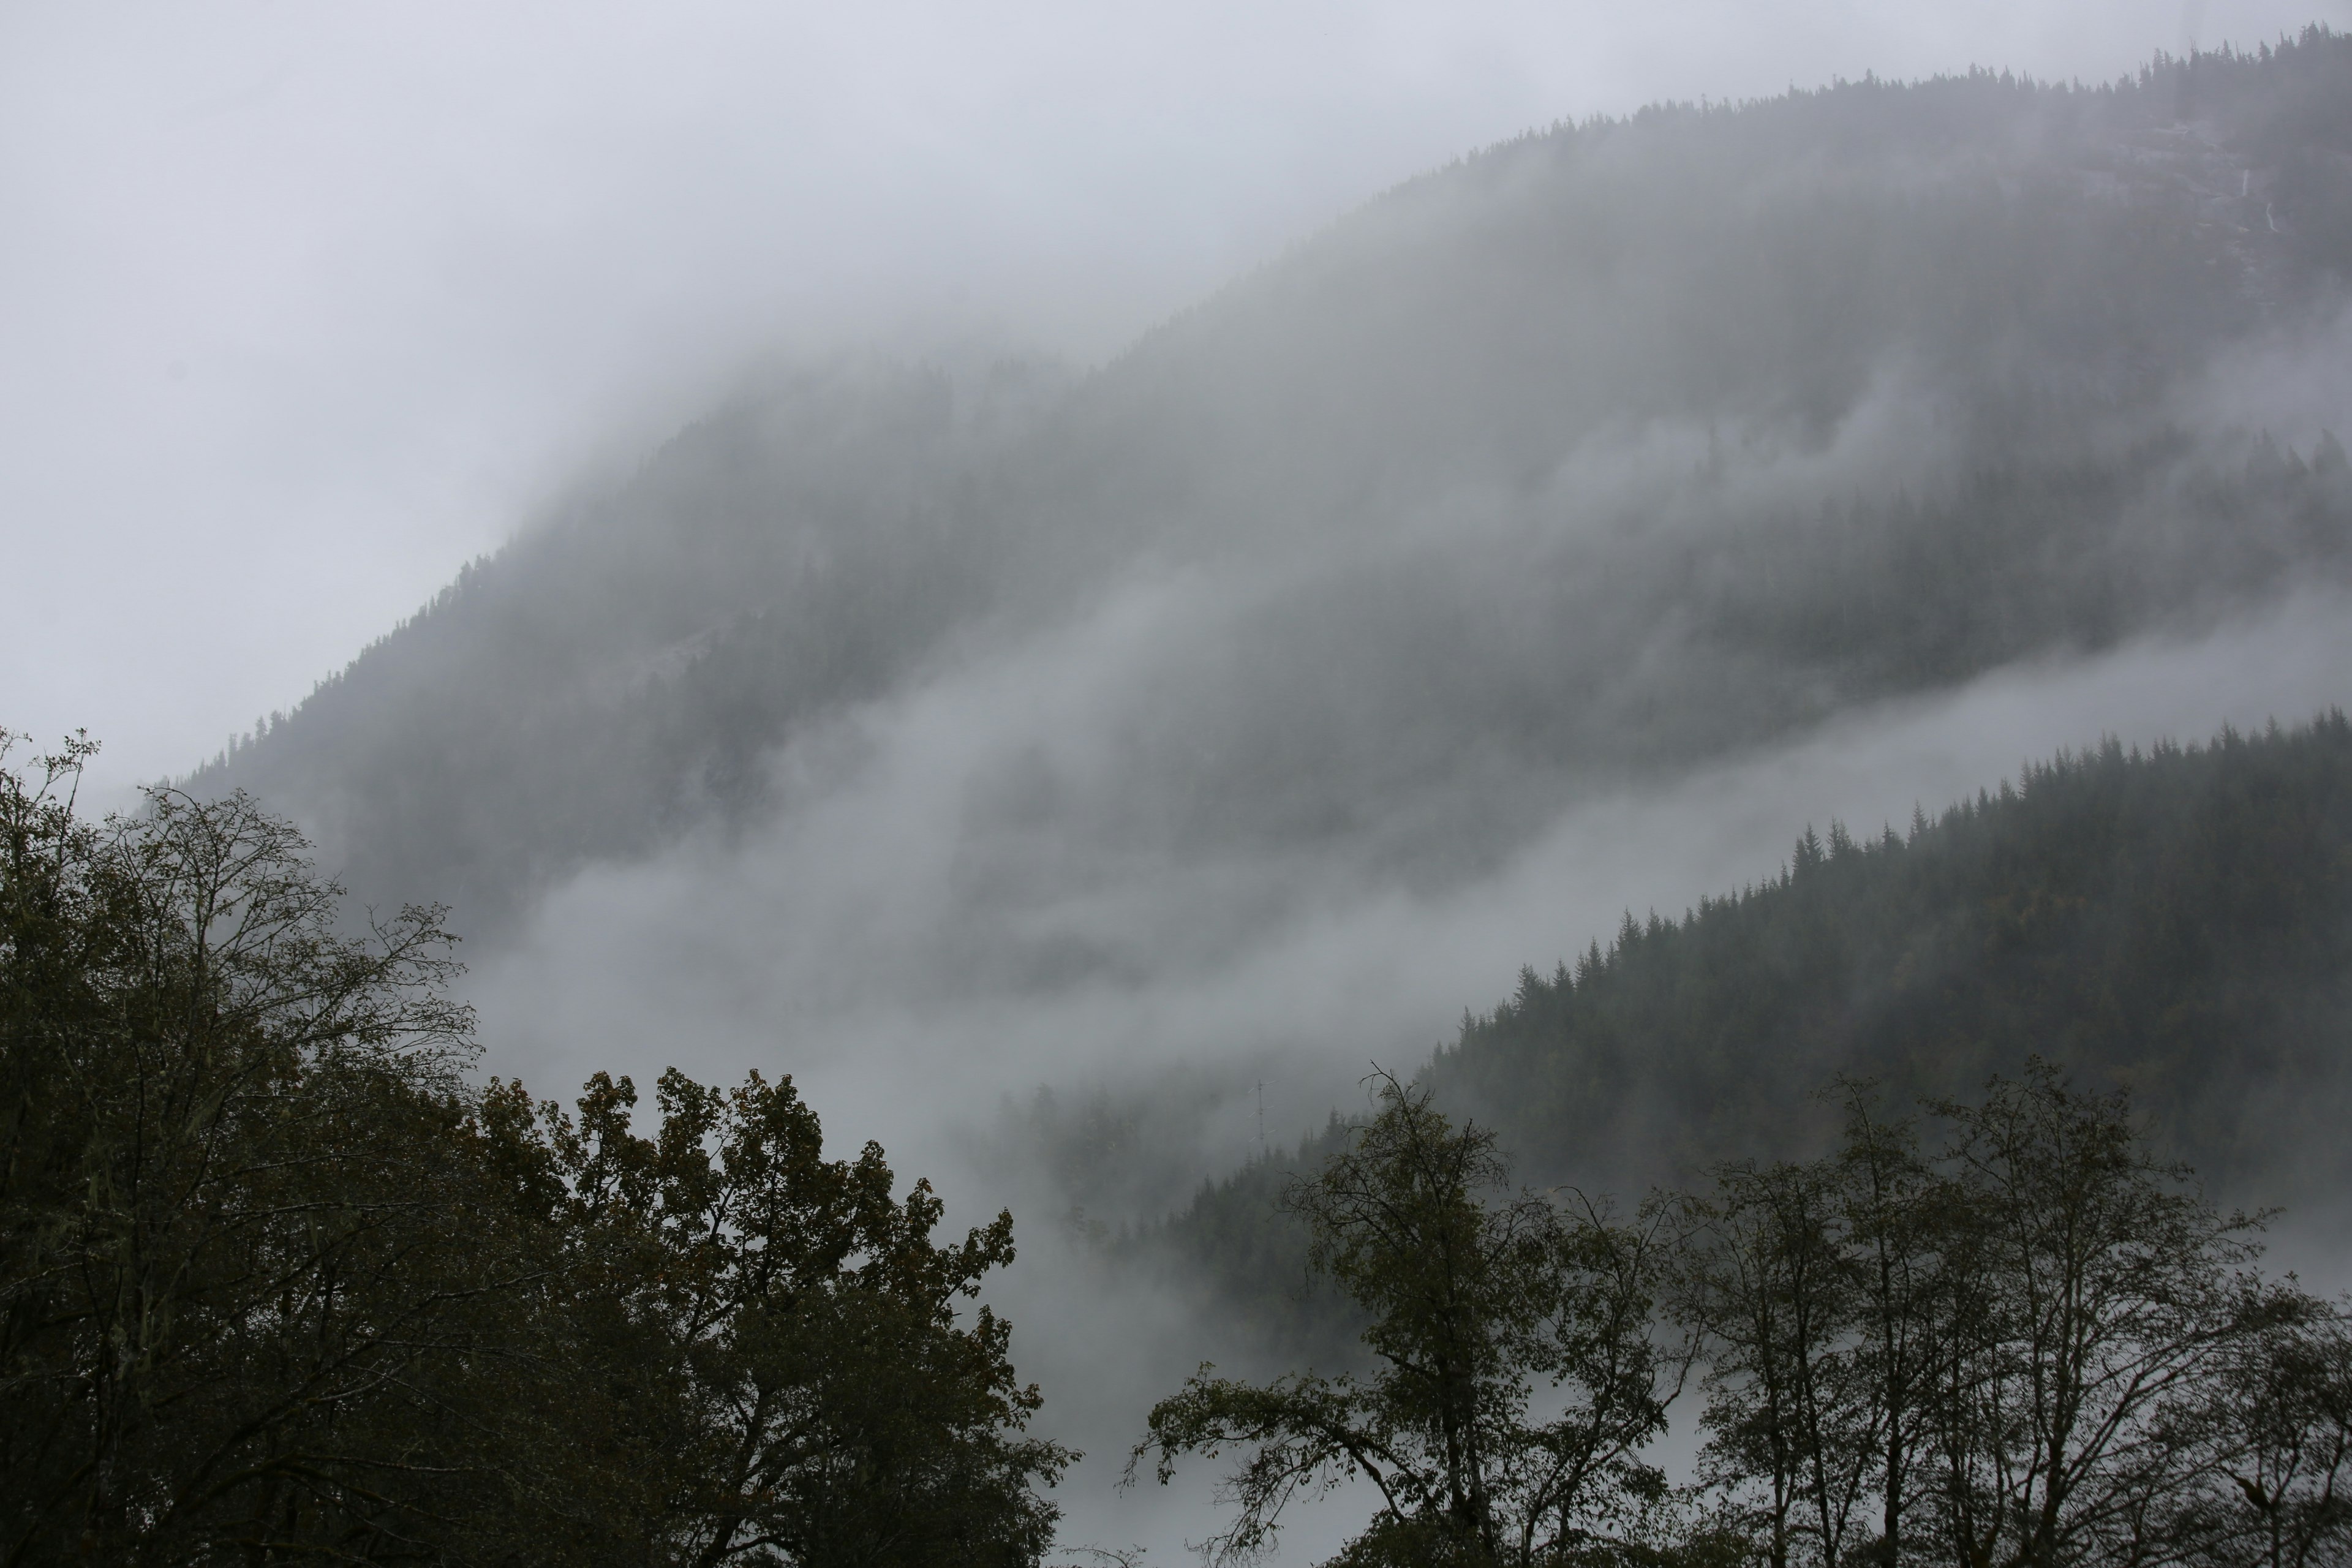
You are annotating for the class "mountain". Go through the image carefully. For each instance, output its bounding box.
[193,32,2352,951]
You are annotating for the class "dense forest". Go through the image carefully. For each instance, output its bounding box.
[1155,714,2352,1352]
[1438,714,2352,1196]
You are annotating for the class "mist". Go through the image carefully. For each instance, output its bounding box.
[462,586,2352,1552]
[470,593,2352,1189]
[439,249,2350,1545]
[15,9,2352,1561]
[7,0,2345,795]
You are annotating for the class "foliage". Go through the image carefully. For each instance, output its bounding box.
[497,1066,1072,1567]
[1671,1066,2339,1568]
[1675,1148,1869,1568]
[0,731,517,1562]
[2178,1292,2352,1568]
[1148,1061,2352,1568]
[1131,1074,1684,1567]
[1922,1065,2262,1568]
[0,730,1065,1566]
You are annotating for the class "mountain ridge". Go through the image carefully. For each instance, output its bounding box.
[192,31,2352,957]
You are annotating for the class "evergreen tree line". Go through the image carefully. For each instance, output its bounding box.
[0,731,1066,1566]
[1430,712,2352,1204]
[1136,1071,2351,1568]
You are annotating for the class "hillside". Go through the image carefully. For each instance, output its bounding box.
[1154,714,2352,1345]
[192,33,2352,944]
[1436,712,2352,1193]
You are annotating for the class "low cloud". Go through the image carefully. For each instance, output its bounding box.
[472,587,2352,1197]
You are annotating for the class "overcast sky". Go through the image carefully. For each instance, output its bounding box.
[5,0,2343,793]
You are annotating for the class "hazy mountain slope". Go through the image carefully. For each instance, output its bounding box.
[1433,713,2352,1196]
[194,33,2352,943]
[1150,712,2352,1351]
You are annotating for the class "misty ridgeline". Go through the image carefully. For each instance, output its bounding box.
[11,26,2352,1568]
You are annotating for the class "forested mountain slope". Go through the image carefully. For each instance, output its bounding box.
[1159,714,2352,1344]
[1435,713,2352,1193]
[193,34,2352,942]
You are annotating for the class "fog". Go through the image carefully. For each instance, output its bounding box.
[459,584,2349,1551]
[472,570,2352,1191]
[14,7,2352,1559]
[7,0,2344,796]
[446,259,2351,1547]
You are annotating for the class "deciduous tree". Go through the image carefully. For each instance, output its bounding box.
[1132,1072,1683,1567]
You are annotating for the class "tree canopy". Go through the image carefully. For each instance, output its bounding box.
[1138,1065,2351,1568]
[0,730,1066,1567]
[1133,1073,1686,1567]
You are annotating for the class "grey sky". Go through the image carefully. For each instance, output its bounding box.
[3,0,2342,791]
